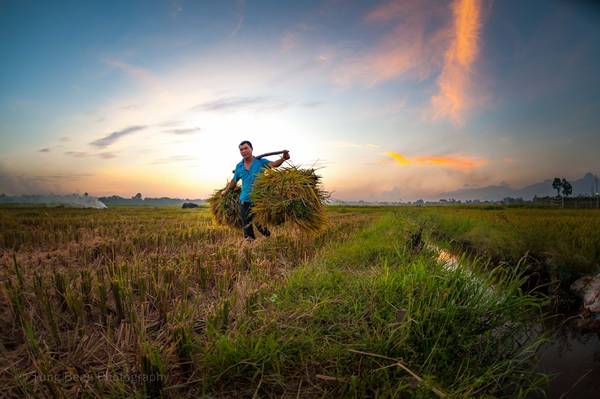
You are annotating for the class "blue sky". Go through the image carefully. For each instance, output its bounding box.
[1,0,599,200]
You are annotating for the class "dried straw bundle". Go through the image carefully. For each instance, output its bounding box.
[208,184,243,228]
[250,166,328,232]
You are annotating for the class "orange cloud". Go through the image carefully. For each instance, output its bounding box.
[385,151,411,165]
[431,0,482,125]
[333,0,447,87]
[385,151,487,169]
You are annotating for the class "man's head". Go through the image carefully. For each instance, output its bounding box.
[239,140,253,160]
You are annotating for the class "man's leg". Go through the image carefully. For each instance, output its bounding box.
[247,203,270,237]
[256,223,271,237]
[240,202,256,239]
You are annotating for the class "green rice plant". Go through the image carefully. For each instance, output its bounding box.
[32,271,61,347]
[53,271,67,312]
[251,165,329,232]
[208,183,243,228]
[140,341,166,399]
[96,269,109,324]
[111,280,126,322]
[4,276,25,326]
[80,270,92,309]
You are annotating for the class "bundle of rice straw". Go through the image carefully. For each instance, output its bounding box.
[250,165,329,232]
[208,184,243,228]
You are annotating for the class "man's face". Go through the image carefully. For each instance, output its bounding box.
[239,143,252,159]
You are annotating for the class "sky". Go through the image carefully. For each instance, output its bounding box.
[1,0,599,201]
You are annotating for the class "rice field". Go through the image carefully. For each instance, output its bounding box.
[3,205,593,398]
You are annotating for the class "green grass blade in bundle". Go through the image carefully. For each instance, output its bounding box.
[250,165,329,232]
[207,183,242,228]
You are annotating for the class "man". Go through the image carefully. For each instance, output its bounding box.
[223,140,290,240]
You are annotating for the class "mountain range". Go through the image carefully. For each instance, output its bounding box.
[440,172,599,201]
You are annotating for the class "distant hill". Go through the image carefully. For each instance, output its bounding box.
[0,194,205,208]
[0,194,107,209]
[98,196,205,206]
[441,172,599,201]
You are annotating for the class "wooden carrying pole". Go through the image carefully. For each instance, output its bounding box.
[256,150,288,159]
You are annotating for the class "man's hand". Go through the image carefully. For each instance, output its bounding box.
[268,150,290,168]
[223,179,236,194]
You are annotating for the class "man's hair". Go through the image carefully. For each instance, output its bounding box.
[239,140,253,149]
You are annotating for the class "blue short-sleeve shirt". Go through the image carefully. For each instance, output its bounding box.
[232,157,270,203]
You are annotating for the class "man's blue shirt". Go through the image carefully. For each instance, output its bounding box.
[232,157,270,203]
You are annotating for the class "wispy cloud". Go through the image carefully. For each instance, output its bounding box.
[230,0,245,37]
[333,141,380,149]
[191,96,287,112]
[300,101,323,108]
[431,0,482,125]
[164,127,203,135]
[65,151,89,158]
[385,151,487,169]
[104,59,159,86]
[59,136,71,142]
[333,0,447,87]
[150,155,196,164]
[38,148,50,153]
[90,125,146,148]
[157,120,182,127]
[65,151,117,160]
[170,0,184,18]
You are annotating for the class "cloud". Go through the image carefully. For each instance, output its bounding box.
[191,96,288,112]
[170,0,184,18]
[65,151,117,159]
[333,0,447,87]
[157,120,182,127]
[164,127,203,135]
[300,101,323,108]
[385,151,487,169]
[104,59,159,86]
[90,125,146,148]
[324,0,484,124]
[333,141,380,149]
[65,151,89,158]
[150,155,196,164]
[230,0,245,37]
[59,136,71,142]
[39,148,50,153]
[431,0,482,125]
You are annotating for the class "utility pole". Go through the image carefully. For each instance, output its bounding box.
[594,175,600,209]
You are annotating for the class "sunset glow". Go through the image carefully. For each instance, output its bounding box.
[1,0,599,201]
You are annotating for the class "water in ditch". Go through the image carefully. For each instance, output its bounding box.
[434,247,600,398]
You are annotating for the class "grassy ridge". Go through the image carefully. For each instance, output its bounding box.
[197,212,548,398]
[0,206,549,397]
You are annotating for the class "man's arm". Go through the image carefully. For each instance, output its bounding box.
[223,167,239,194]
[268,150,290,168]
[223,179,237,194]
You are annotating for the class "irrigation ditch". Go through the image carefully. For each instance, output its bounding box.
[418,229,600,399]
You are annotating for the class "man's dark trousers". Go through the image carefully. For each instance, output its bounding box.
[240,201,270,239]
